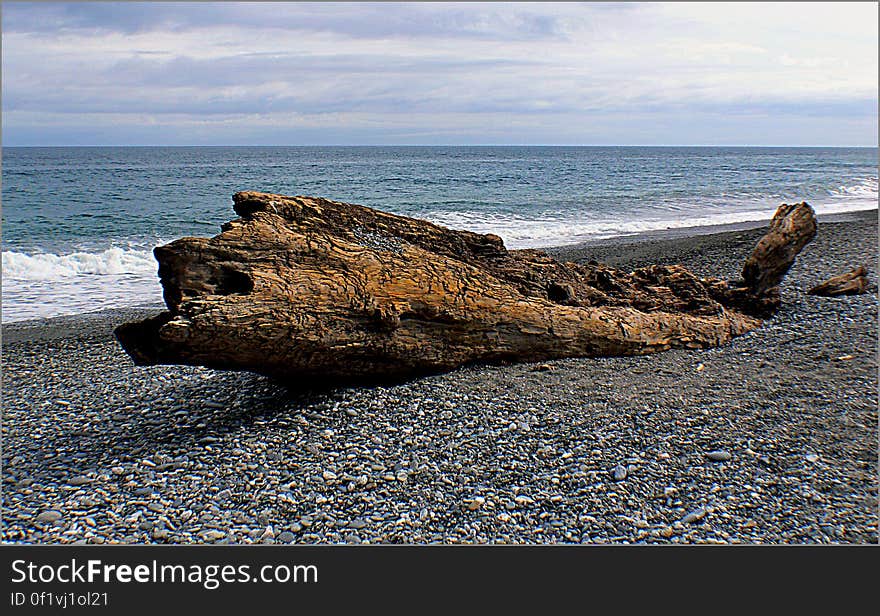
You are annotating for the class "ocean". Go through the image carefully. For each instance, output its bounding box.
[2,146,877,323]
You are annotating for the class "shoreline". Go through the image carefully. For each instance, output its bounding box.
[3,206,877,545]
[548,206,878,250]
[3,207,877,338]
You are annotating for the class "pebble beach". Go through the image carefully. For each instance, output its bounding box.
[2,210,877,544]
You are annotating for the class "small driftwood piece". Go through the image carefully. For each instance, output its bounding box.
[808,266,872,297]
[115,193,816,383]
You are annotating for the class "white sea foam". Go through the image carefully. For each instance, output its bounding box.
[831,176,878,198]
[1,247,162,322]
[2,247,157,281]
[1,276,165,323]
[428,181,878,249]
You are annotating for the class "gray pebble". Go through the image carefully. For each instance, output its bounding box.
[682,508,707,524]
[706,450,732,462]
[35,510,63,524]
[200,530,226,542]
[612,465,628,481]
[277,531,295,543]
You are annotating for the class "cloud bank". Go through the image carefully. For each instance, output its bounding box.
[2,2,877,145]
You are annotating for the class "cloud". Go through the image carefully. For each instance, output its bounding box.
[1,2,577,40]
[2,2,877,145]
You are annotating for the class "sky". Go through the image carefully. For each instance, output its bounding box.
[2,1,877,146]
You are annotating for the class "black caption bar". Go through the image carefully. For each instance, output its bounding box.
[0,545,875,612]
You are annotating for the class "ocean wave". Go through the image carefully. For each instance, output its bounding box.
[830,176,878,199]
[428,196,878,249]
[2,247,157,281]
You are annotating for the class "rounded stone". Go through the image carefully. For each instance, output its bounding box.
[35,510,63,524]
[706,450,732,462]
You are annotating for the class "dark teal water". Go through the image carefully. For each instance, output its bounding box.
[2,146,877,321]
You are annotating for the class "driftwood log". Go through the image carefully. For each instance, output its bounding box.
[115,193,817,383]
[808,266,872,297]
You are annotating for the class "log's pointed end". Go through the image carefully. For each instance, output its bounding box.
[742,201,818,296]
[232,190,299,219]
[232,191,270,217]
[114,312,174,365]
